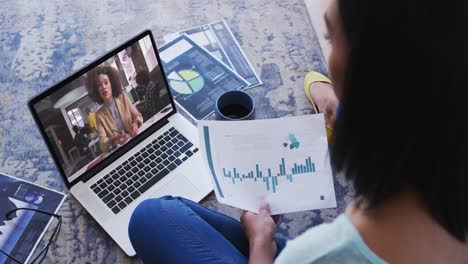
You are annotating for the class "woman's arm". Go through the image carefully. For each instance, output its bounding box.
[241,203,278,264]
[96,117,110,153]
[249,240,276,264]
[97,108,130,150]
[121,93,143,137]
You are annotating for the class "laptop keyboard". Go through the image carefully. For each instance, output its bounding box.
[90,127,199,214]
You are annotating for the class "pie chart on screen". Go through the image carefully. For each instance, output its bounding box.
[168,69,205,95]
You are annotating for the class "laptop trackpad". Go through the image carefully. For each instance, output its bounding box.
[151,174,201,199]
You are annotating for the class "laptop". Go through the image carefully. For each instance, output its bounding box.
[28,30,213,256]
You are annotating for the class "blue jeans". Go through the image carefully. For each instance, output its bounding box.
[128,196,287,263]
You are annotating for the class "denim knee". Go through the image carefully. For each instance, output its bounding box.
[128,196,175,239]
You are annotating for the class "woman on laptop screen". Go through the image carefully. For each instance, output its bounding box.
[87,66,143,153]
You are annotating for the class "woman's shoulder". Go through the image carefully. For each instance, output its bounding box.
[115,93,130,105]
[275,214,386,264]
[276,215,350,261]
[116,92,128,100]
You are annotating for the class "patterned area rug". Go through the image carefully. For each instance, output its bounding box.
[0,0,352,262]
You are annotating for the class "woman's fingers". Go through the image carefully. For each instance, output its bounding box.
[130,124,138,137]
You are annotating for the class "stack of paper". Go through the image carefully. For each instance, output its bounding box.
[158,21,262,121]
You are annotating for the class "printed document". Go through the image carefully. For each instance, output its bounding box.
[198,114,337,214]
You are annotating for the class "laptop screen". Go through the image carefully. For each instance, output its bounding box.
[30,32,174,184]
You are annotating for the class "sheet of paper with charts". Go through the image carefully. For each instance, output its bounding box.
[198,114,337,215]
[158,34,251,121]
[0,173,65,264]
[160,20,262,88]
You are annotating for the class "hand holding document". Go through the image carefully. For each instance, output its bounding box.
[198,114,337,214]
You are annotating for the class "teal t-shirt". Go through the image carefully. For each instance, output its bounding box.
[275,214,387,264]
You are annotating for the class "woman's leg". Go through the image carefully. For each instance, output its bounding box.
[128,196,247,263]
[178,197,288,257]
[128,196,287,263]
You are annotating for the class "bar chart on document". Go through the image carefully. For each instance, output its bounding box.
[198,114,337,214]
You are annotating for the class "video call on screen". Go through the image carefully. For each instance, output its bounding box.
[34,35,172,182]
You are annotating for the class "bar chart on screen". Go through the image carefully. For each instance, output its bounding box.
[199,115,337,215]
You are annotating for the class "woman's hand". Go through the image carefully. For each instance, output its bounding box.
[114,130,129,145]
[129,122,139,138]
[241,202,278,264]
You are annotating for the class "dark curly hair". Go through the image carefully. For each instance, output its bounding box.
[332,0,467,242]
[86,66,123,104]
[135,70,151,86]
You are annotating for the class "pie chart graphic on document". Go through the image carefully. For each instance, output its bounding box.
[168,69,205,95]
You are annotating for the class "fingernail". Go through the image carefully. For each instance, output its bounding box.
[260,201,269,209]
